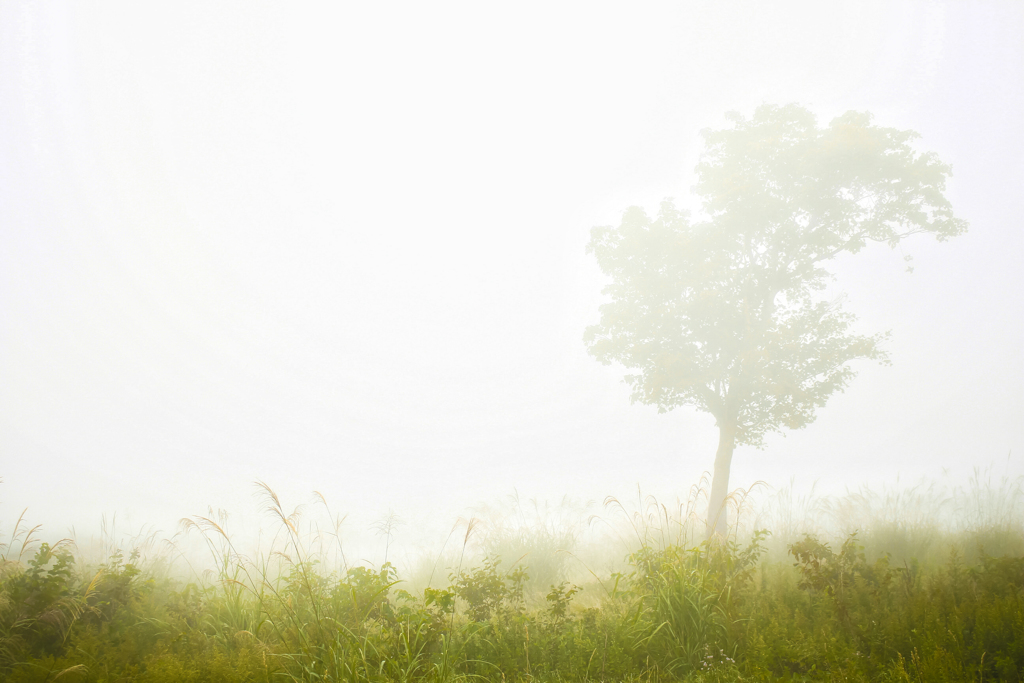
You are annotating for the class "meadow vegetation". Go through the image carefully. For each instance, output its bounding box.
[2,471,1023,682]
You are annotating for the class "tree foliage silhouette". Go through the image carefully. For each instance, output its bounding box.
[585,104,967,538]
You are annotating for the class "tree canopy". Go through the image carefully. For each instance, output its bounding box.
[585,104,967,535]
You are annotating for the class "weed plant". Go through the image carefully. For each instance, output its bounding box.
[1,472,1023,682]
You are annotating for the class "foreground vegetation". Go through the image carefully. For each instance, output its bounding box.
[3,482,1023,683]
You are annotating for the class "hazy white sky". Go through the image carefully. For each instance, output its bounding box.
[2,1,1022,559]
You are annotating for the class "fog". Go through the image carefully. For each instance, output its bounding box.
[2,2,1022,566]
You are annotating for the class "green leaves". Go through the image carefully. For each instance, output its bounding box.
[545,582,581,623]
[450,557,528,623]
[586,104,964,446]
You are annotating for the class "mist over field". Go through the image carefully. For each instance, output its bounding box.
[5,4,1024,682]
[2,2,1023,571]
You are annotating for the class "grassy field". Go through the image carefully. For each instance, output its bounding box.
[2,474,1023,683]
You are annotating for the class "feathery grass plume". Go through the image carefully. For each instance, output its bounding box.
[1,509,43,565]
[313,490,348,572]
[372,510,403,567]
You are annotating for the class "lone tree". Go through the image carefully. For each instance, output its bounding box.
[585,104,967,539]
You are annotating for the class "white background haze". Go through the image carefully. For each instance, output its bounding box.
[2,2,1022,564]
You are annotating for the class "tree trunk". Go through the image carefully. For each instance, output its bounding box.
[707,420,736,541]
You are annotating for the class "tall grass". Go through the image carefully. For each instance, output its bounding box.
[752,462,1024,566]
[1,469,1022,682]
